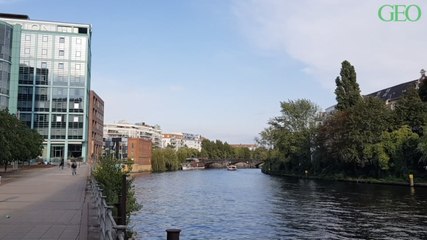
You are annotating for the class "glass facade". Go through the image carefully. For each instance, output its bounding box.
[1,16,91,163]
[0,21,12,110]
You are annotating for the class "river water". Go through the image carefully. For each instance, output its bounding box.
[131,169,427,239]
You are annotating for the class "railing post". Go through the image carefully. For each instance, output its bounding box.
[114,225,127,240]
[105,206,114,240]
[118,174,127,226]
[166,229,181,240]
[91,177,128,240]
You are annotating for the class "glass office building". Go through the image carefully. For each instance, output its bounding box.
[0,14,92,163]
[0,20,13,110]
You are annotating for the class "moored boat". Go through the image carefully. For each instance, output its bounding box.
[227,165,237,171]
[182,158,205,170]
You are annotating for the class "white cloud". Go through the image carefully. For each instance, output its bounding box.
[232,0,427,94]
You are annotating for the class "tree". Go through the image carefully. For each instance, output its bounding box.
[233,147,251,161]
[93,156,141,225]
[259,99,322,173]
[394,87,427,134]
[151,149,166,172]
[315,97,392,176]
[335,60,362,111]
[0,111,14,169]
[418,71,427,102]
[176,147,199,163]
[381,126,420,176]
[163,148,179,171]
[201,139,234,160]
[0,110,43,171]
[251,147,269,162]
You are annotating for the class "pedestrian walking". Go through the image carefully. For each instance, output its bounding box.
[71,161,77,175]
[59,159,64,170]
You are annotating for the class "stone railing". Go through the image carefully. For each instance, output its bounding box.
[90,177,127,240]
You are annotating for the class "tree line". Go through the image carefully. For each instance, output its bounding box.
[151,139,269,172]
[260,61,427,180]
[0,110,44,171]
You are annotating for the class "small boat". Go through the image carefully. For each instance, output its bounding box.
[227,165,237,171]
[182,158,205,170]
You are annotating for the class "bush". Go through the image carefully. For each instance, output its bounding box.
[92,156,141,224]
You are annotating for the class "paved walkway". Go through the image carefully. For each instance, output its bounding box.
[0,164,96,240]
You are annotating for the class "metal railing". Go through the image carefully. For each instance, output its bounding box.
[90,177,127,240]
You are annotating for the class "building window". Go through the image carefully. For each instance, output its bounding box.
[59,37,65,43]
[42,49,47,55]
[73,116,79,122]
[41,62,47,68]
[74,102,79,109]
[58,63,64,69]
[76,51,81,57]
[42,35,48,42]
[59,50,64,56]
[76,38,82,44]
[24,48,30,54]
[25,35,31,41]
[56,116,62,122]
[75,64,81,70]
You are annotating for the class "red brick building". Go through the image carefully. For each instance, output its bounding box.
[88,91,104,164]
[128,138,152,171]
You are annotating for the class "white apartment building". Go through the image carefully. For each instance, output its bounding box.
[104,121,162,148]
[162,132,202,151]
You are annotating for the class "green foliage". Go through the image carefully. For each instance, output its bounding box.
[418,77,427,102]
[394,87,427,132]
[316,97,392,175]
[417,130,427,166]
[201,138,268,162]
[151,148,188,172]
[234,147,251,160]
[0,110,43,171]
[382,126,420,174]
[151,149,166,172]
[201,139,232,160]
[176,147,199,163]
[252,147,269,162]
[259,99,322,173]
[263,61,427,181]
[93,156,141,223]
[335,60,362,111]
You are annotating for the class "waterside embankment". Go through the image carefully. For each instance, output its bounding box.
[264,170,427,188]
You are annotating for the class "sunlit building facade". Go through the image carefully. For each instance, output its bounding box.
[0,13,92,163]
[88,90,104,163]
[104,121,162,148]
[162,132,202,151]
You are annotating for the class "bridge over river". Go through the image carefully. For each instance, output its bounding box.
[198,158,264,168]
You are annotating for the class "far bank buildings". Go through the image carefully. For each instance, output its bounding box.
[0,13,104,163]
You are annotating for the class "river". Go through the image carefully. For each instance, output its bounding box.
[131,169,427,239]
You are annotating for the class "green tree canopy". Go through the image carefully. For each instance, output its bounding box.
[93,156,141,224]
[394,87,427,133]
[316,97,392,175]
[418,71,427,102]
[0,110,43,171]
[259,99,322,173]
[335,60,362,111]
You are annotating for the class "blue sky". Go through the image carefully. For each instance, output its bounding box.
[1,0,427,144]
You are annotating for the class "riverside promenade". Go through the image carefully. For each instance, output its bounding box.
[0,164,98,240]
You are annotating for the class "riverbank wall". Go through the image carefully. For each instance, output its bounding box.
[264,170,427,188]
